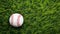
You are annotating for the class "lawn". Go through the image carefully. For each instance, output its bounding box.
[0,0,60,34]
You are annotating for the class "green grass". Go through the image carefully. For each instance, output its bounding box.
[0,0,60,34]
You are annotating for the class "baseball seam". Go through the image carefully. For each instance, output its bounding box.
[10,14,21,27]
[17,15,20,26]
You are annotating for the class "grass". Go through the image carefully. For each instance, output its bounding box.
[0,0,60,34]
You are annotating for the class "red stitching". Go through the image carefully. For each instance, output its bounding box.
[17,15,20,26]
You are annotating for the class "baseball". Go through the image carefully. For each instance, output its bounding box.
[9,13,24,27]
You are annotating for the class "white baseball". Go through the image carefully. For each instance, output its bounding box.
[9,13,24,27]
